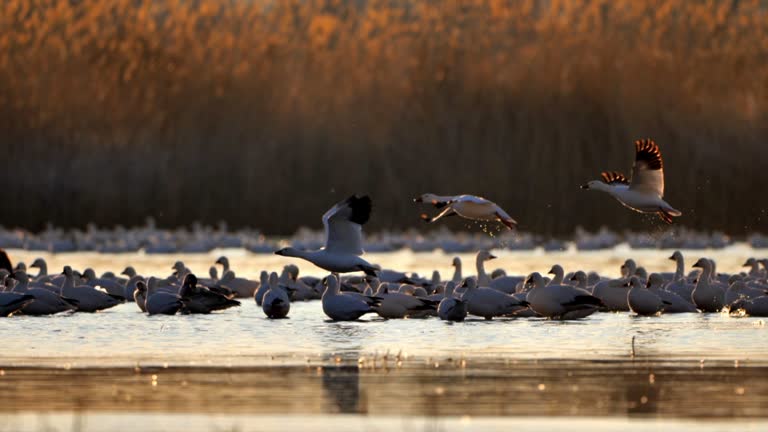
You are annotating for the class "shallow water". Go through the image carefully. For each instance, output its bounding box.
[3,248,768,430]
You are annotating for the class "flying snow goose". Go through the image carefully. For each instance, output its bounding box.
[581,139,682,224]
[525,272,602,319]
[437,281,467,322]
[321,274,381,321]
[275,195,378,275]
[414,194,517,230]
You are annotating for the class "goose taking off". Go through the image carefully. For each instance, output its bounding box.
[413,194,517,230]
[581,139,682,224]
[275,195,378,276]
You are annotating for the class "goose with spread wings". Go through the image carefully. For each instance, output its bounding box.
[581,139,682,224]
[413,194,518,230]
[275,195,379,275]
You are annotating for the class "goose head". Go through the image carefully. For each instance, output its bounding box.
[285,264,300,281]
[121,266,137,277]
[83,268,97,280]
[461,278,477,290]
[215,256,229,268]
[10,270,29,284]
[413,193,440,204]
[62,266,74,277]
[451,257,461,267]
[646,273,664,289]
[524,272,545,289]
[477,250,497,262]
[30,258,46,269]
[669,251,683,262]
[743,258,757,268]
[570,270,587,283]
[620,259,637,278]
[491,269,507,279]
[274,247,301,257]
[580,180,610,191]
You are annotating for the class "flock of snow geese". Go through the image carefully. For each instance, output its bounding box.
[1,139,767,320]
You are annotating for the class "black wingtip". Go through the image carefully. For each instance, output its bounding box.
[634,138,663,170]
[346,195,372,225]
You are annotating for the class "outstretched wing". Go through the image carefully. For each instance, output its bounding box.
[629,139,664,197]
[322,195,372,255]
[601,171,629,186]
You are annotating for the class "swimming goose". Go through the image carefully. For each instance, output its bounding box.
[581,139,682,224]
[0,291,35,316]
[627,276,667,316]
[262,273,292,319]
[321,274,381,321]
[414,194,517,230]
[729,296,768,317]
[437,281,467,322]
[472,250,521,293]
[82,268,126,298]
[646,273,698,313]
[590,277,631,311]
[145,285,186,316]
[691,258,726,312]
[373,283,438,319]
[526,272,602,319]
[461,278,529,320]
[547,265,566,285]
[216,269,259,298]
[451,257,463,283]
[180,274,241,314]
[61,266,123,312]
[275,195,378,275]
[284,264,320,301]
[8,271,79,315]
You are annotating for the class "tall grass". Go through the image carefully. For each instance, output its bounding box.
[1,0,767,235]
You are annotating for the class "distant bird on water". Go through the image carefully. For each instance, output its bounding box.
[275,195,379,276]
[581,139,682,224]
[413,194,518,230]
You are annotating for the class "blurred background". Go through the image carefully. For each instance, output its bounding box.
[1,0,766,235]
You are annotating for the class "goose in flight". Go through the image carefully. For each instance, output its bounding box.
[581,139,682,224]
[275,195,378,276]
[413,194,517,230]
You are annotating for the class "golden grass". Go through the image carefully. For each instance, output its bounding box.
[1,0,767,234]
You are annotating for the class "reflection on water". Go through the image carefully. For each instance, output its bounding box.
[1,361,766,419]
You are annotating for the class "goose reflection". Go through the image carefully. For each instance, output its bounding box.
[320,365,366,414]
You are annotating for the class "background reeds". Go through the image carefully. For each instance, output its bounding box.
[1,0,767,235]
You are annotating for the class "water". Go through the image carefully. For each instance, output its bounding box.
[2,248,768,431]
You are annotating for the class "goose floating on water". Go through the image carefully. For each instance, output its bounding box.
[581,139,682,224]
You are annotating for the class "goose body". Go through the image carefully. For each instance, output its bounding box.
[437,282,467,322]
[414,193,517,229]
[276,195,378,275]
[691,259,726,312]
[0,292,36,317]
[373,283,437,319]
[627,276,666,316]
[526,273,602,319]
[321,275,380,321]
[462,278,528,320]
[262,273,291,319]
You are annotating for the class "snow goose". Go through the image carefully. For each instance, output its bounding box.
[60,266,123,312]
[691,258,726,312]
[569,271,589,290]
[743,258,764,279]
[627,276,667,316]
[451,257,463,283]
[591,277,631,311]
[547,265,566,285]
[284,264,320,301]
[180,274,240,314]
[414,193,517,230]
[215,256,231,274]
[0,291,35,317]
[321,274,381,321]
[275,195,378,275]
[438,281,467,322]
[373,283,438,319]
[145,287,185,315]
[253,271,270,306]
[461,278,529,320]
[134,280,148,312]
[123,275,144,302]
[262,273,292,319]
[216,269,259,298]
[525,272,603,319]
[724,280,767,305]
[647,273,698,313]
[29,258,52,283]
[581,139,682,224]
[729,296,768,317]
[8,271,79,315]
[121,266,138,278]
[82,268,126,298]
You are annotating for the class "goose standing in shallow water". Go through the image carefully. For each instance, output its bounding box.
[262,273,292,319]
[275,195,378,276]
[646,273,698,313]
[414,194,517,230]
[437,281,467,322]
[60,266,123,313]
[461,278,529,320]
[8,271,79,315]
[627,276,668,316]
[321,275,381,321]
[691,258,726,312]
[581,139,682,224]
[525,272,602,319]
